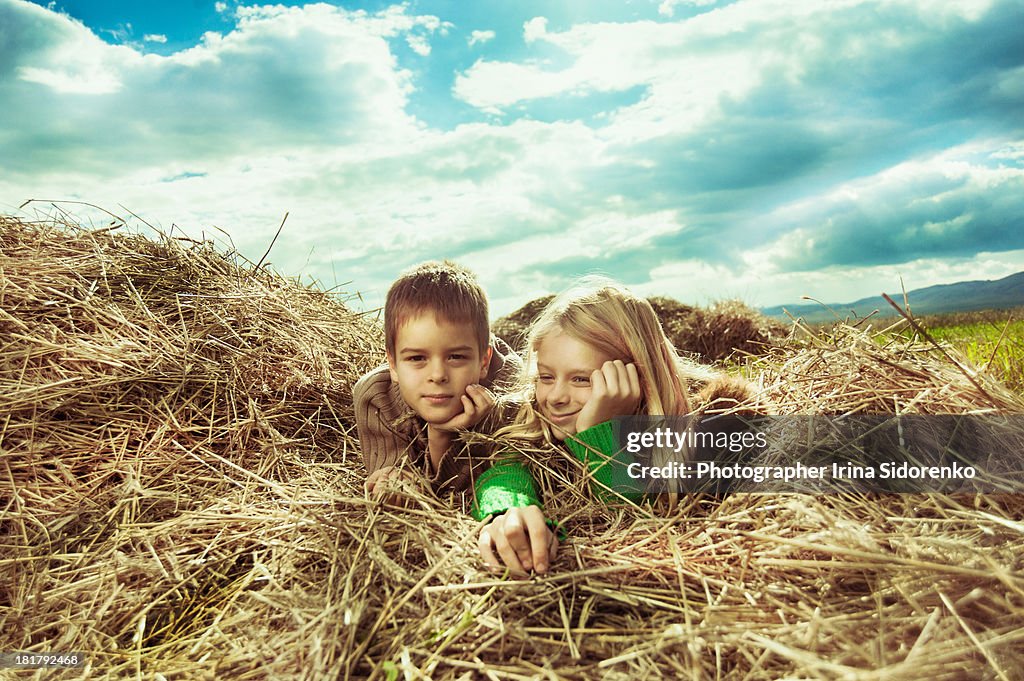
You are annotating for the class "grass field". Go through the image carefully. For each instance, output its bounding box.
[911,307,1024,394]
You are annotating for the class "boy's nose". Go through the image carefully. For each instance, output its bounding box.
[428,359,449,383]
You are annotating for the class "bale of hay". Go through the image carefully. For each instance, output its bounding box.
[494,294,784,362]
[2,214,1023,679]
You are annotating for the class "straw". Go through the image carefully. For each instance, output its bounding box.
[1,214,1022,679]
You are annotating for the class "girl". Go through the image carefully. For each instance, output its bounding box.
[473,276,751,576]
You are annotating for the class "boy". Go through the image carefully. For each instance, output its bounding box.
[354,260,520,498]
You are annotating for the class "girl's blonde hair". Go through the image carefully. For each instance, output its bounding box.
[500,276,696,444]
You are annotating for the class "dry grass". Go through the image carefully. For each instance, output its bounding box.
[495,295,785,362]
[491,295,554,355]
[2,215,1023,680]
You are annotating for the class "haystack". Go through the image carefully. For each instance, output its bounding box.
[2,215,1023,679]
[672,299,787,363]
[491,294,554,353]
[495,294,785,361]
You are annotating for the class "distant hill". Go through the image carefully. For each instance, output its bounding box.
[761,271,1024,323]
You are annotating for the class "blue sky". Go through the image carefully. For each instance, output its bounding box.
[2,0,1023,317]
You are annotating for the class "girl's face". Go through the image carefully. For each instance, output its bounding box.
[534,330,615,440]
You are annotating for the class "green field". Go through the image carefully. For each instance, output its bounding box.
[908,307,1024,394]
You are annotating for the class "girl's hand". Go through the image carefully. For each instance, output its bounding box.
[478,505,558,578]
[575,360,641,433]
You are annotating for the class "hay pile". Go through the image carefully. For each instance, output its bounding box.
[1,215,384,676]
[491,294,554,353]
[495,294,784,362]
[2,215,1023,679]
[658,298,787,364]
[755,321,1024,415]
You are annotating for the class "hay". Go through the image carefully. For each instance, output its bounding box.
[669,299,787,364]
[491,295,554,354]
[756,321,1024,415]
[494,295,785,362]
[2,215,1023,679]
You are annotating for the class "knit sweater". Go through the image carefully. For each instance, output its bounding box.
[471,420,644,521]
[471,376,760,520]
[353,335,521,494]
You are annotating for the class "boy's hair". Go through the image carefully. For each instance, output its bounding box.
[385,260,490,355]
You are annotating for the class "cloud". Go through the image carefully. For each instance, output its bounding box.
[406,33,431,55]
[658,0,720,18]
[2,1,137,95]
[143,34,168,43]
[748,146,1024,272]
[1,1,442,176]
[468,29,495,47]
[454,0,1024,148]
[523,16,548,43]
[3,0,1023,318]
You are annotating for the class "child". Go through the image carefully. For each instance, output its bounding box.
[354,260,521,499]
[473,276,753,576]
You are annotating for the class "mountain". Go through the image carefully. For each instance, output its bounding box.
[761,271,1024,323]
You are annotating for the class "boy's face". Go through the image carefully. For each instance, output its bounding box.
[387,312,491,424]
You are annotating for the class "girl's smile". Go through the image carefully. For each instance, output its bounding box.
[534,331,615,440]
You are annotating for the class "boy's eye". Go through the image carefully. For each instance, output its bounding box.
[405,355,426,362]
[572,376,591,385]
[537,374,554,384]
[449,353,468,361]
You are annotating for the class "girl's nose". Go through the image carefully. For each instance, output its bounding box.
[547,380,570,405]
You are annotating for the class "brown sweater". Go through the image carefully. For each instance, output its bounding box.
[353,335,521,493]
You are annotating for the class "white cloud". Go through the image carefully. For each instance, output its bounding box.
[215,2,228,13]
[6,1,139,95]
[2,1,435,174]
[406,33,431,55]
[468,29,495,46]
[743,146,1024,273]
[3,0,1022,318]
[454,0,1009,147]
[658,0,719,18]
[523,16,548,43]
[456,7,771,133]
[143,33,167,43]
[17,64,123,94]
[641,251,1024,310]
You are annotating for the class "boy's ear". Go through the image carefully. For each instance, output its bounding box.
[387,352,399,383]
[478,345,493,381]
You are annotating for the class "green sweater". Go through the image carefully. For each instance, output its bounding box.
[471,421,644,521]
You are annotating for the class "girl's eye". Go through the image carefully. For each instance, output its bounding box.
[572,376,591,385]
[537,374,554,384]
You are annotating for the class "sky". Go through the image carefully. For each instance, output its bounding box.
[2,0,1023,317]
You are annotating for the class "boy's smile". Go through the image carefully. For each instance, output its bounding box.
[388,312,490,424]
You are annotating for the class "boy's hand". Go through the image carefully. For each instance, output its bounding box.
[478,505,558,578]
[575,360,642,433]
[365,466,420,499]
[433,383,495,431]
